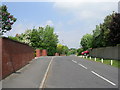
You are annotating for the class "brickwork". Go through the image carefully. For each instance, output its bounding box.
[1,37,34,79]
[55,53,59,56]
[42,49,47,56]
[36,49,41,57]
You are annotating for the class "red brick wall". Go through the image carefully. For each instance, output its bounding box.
[1,37,34,79]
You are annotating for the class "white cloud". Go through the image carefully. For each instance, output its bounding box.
[53,2,82,9]
[77,11,96,19]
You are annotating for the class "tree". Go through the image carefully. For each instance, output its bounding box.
[56,44,64,55]
[92,12,114,48]
[99,13,113,47]
[56,44,69,55]
[80,34,93,50]
[29,25,58,56]
[108,13,120,46]
[92,25,101,48]
[77,48,84,55]
[62,45,69,55]
[0,5,17,35]
[68,48,77,55]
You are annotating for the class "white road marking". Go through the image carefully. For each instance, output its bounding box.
[78,63,87,69]
[74,61,77,63]
[91,71,116,86]
[39,56,54,88]
[72,60,74,62]
[72,60,77,63]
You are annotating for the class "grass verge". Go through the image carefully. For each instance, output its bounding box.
[80,56,120,68]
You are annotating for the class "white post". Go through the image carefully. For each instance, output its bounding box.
[90,56,91,60]
[95,57,96,61]
[111,60,113,65]
[101,58,103,63]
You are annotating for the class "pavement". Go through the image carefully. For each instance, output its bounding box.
[2,56,52,88]
[2,56,119,89]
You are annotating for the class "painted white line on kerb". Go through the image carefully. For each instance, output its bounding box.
[78,63,87,69]
[39,57,54,88]
[91,71,116,86]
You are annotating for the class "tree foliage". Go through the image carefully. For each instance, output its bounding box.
[80,12,120,50]
[92,13,113,48]
[77,48,84,55]
[108,13,120,46]
[67,48,77,55]
[80,34,93,50]
[0,5,17,35]
[29,25,58,56]
[56,44,69,55]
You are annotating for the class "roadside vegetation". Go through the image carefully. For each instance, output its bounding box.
[77,12,120,55]
[81,56,120,68]
[77,12,120,68]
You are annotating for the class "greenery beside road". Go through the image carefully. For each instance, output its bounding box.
[78,12,120,55]
[81,56,120,68]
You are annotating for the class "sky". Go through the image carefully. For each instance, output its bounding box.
[2,1,119,48]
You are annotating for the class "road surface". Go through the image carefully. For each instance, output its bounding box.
[2,56,119,89]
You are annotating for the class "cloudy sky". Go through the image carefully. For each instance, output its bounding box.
[3,1,119,48]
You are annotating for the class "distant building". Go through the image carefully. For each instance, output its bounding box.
[118,1,120,13]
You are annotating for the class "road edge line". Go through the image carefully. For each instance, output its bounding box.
[39,56,54,88]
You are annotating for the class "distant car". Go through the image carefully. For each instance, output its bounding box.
[81,50,89,55]
[84,50,89,54]
[81,52,84,55]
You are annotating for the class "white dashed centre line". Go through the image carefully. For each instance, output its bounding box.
[72,60,77,63]
[71,60,116,86]
[78,63,87,69]
[74,61,77,63]
[72,60,74,62]
[91,71,116,86]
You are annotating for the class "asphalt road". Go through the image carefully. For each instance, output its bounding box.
[2,56,52,88]
[2,56,119,89]
[45,56,118,88]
